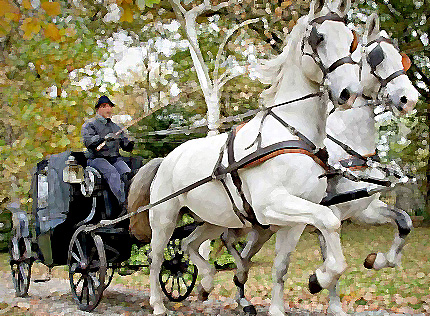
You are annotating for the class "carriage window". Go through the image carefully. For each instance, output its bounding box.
[37,173,49,209]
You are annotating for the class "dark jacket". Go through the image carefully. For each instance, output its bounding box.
[81,114,134,159]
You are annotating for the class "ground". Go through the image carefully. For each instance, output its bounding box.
[0,223,429,315]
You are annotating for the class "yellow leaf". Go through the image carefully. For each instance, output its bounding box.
[22,0,32,9]
[0,0,20,21]
[281,0,292,8]
[20,17,41,40]
[44,23,61,41]
[0,19,11,37]
[120,6,134,22]
[41,1,61,16]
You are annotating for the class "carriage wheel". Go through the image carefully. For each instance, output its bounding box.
[159,238,198,302]
[104,266,116,288]
[10,238,32,297]
[68,227,107,311]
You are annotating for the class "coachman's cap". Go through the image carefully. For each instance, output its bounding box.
[95,95,115,108]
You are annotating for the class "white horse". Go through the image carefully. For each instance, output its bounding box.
[220,13,419,316]
[146,0,360,314]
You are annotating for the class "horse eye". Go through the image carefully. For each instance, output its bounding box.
[367,45,384,69]
[309,26,324,51]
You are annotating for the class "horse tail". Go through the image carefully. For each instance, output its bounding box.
[128,157,164,242]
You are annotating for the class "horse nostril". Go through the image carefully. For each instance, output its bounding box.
[339,89,350,104]
[400,96,408,104]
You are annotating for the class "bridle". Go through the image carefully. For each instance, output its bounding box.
[302,12,359,82]
[362,36,411,109]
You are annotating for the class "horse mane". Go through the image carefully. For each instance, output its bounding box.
[255,16,309,106]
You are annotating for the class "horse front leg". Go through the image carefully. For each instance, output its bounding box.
[256,191,347,296]
[362,201,413,270]
[269,225,306,316]
[315,230,347,316]
[149,204,179,316]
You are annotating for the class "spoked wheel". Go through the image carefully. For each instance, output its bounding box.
[105,266,116,288]
[159,238,198,302]
[68,226,107,311]
[10,237,33,297]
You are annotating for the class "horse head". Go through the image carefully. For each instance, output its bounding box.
[361,13,419,113]
[301,0,361,107]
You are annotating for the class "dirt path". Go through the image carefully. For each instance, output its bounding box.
[1,266,422,316]
[0,268,324,316]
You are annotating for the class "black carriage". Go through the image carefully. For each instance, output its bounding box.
[9,150,198,311]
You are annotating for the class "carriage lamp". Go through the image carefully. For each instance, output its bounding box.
[63,156,84,184]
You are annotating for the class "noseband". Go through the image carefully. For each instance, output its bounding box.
[302,12,358,80]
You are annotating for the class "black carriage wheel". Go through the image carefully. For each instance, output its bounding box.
[68,227,107,312]
[159,239,198,302]
[10,238,32,297]
[10,258,32,297]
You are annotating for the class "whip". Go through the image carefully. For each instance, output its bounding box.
[96,103,168,151]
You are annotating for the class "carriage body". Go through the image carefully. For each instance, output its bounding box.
[30,151,143,267]
[9,151,197,311]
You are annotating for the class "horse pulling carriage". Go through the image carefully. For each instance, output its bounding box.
[9,0,420,314]
[9,150,199,311]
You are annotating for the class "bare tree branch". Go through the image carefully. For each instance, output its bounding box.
[214,18,260,80]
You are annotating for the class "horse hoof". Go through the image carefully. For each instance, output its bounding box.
[243,305,257,315]
[309,273,323,294]
[364,253,377,269]
[198,290,209,301]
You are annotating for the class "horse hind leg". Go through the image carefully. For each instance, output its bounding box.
[363,204,413,270]
[181,222,224,301]
[269,225,306,316]
[222,226,274,315]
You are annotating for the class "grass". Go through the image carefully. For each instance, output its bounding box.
[1,223,429,314]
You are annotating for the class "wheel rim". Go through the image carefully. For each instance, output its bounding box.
[159,239,198,302]
[10,238,32,297]
[68,227,106,311]
[11,258,32,297]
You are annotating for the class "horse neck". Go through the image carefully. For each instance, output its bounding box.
[267,70,327,149]
[325,100,376,163]
[263,33,327,147]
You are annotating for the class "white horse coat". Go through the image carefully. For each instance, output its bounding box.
[147,0,360,315]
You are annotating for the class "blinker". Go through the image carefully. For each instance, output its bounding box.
[367,44,384,70]
[309,26,324,52]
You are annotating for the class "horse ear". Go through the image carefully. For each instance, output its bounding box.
[401,52,411,72]
[335,0,351,17]
[365,13,380,43]
[350,30,359,53]
[310,0,326,17]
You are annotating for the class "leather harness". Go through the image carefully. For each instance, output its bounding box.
[212,94,330,227]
